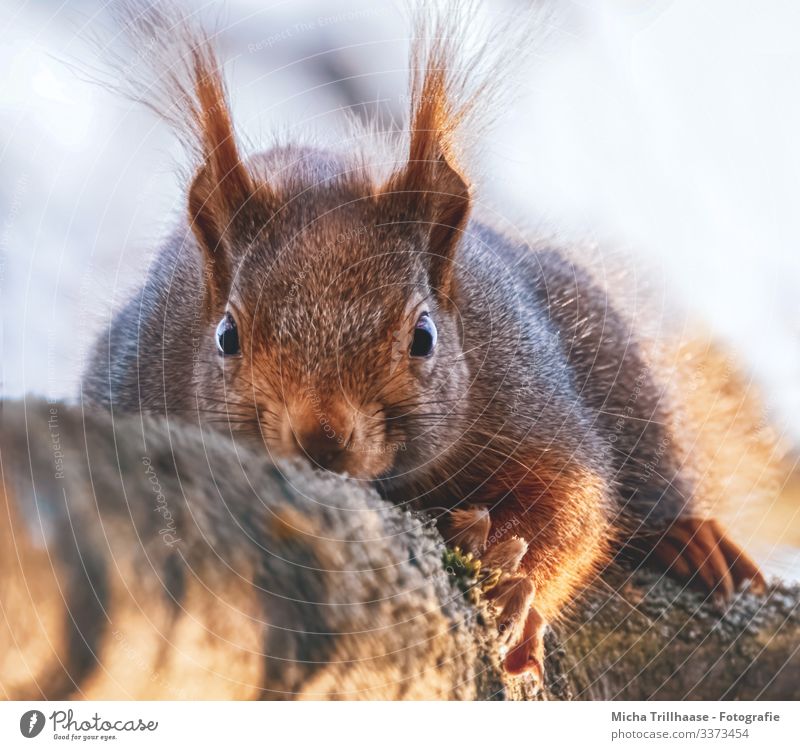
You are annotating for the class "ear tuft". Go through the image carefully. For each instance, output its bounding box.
[386,6,480,303]
[183,40,258,317]
[103,4,261,318]
[383,2,544,303]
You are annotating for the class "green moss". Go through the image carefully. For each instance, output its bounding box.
[442,546,503,604]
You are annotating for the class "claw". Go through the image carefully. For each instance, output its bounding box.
[709,519,767,594]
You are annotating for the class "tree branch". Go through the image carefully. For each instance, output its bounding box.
[1,399,796,700]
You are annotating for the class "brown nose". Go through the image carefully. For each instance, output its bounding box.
[293,424,349,471]
[287,398,354,472]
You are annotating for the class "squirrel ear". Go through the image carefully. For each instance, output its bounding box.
[188,161,254,318]
[183,48,258,318]
[386,19,473,305]
[422,157,470,303]
[105,6,272,319]
[388,150,470,305]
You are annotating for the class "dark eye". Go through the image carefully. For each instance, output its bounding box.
[216,312,240,357]
[410,313,437,357]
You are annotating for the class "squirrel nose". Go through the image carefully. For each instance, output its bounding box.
[286,398,355,472]
[293,426,349,471]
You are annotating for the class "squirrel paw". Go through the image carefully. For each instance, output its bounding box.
[446,506,491,554]
[483,566,546,684]
[486,577,546,682]
[444,509,545,681]
[502,605,547,683]
[650,517,766,603]
[486,574,536,645]
[444,506,528,572]
[482,536,528,573]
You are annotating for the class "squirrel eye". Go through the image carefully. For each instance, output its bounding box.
[215,312,240,357]
[410,313,437,358]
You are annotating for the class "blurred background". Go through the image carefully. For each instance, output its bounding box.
[1,0,798,578]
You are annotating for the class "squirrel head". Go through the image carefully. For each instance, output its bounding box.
[202,147,471,479]
[117,4,490,480]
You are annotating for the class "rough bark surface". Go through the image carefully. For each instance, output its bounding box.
[530,574,800,700]
[1,400,797,700]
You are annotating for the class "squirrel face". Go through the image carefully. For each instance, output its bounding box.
[148,21,478,482]
[202,152,471,481]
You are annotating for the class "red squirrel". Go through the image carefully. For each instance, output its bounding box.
[83,3,778,683]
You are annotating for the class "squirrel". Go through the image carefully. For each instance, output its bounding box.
[82,3,780,683]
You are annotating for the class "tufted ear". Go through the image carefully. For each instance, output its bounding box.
[183,48,259,318]
[385,20,473,306]
[105,5,266,320]
[387,131,471,306]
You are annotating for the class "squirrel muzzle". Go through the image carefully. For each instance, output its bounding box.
[276,394,392,478]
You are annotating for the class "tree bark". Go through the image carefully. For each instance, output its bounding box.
[1,399,797,700]
[530,573,800,700]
